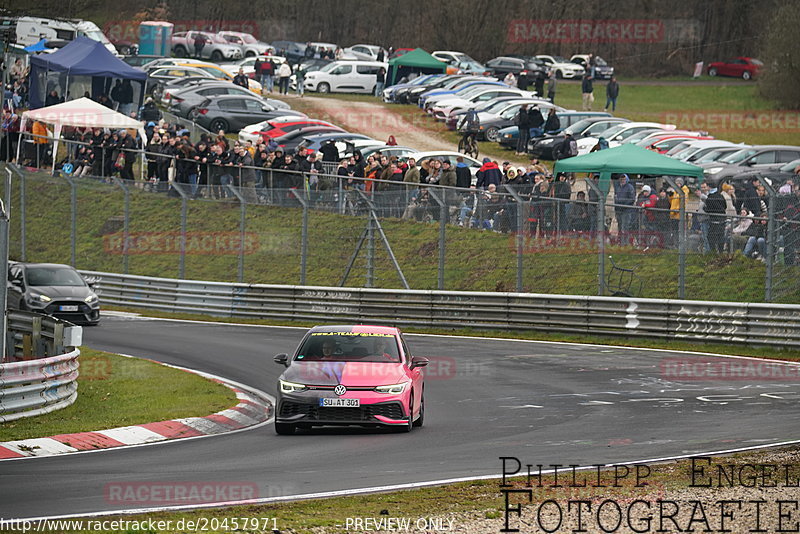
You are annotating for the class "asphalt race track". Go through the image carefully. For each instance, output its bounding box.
[2,316,800,519]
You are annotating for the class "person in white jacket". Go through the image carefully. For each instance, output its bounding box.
[277,62,292,95]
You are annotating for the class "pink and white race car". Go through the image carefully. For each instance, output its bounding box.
[273,325,428,434]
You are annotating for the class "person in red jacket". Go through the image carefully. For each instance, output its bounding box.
[637,184,658,231]
[476,157,502,189]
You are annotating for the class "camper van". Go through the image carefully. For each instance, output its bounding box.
[14,17,118,55]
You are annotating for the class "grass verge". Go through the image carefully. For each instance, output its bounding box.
[0,348,237,442]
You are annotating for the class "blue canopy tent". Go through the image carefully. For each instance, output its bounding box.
[28,37,147,110]
[24,39,49,53]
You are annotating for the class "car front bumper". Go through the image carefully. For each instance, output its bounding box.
[276,390,411,427]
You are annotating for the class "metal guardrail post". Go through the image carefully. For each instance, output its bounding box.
[426,189,447,291]
[289,189,309,286]
[61,175,77,267]
[755,176,777,302]
[664,177,686,300]
[338,177,345,215]
[0,174,9,362]
[584,178,607,296]
[111,178,130,274]
[504,185,526,293]
[225,184,248,284]
[170,182,190,279]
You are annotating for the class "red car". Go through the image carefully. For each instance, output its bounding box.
[273,325,428,434]
[707,57,762,80]
[257,119,338,142]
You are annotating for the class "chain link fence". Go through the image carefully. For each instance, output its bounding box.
[2,134,798,304]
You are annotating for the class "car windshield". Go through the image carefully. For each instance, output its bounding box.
[26,267,86,287]
[597,124,626,138]
[697,148,738,163]
[594,56,608,66]
[457,84,493,97]
[719,148,757,164]
[295,333,401,363]
[318,62,338,73]
[779,158,800,172]
[666,141,694,156]
[240,34,258,44]
[551,56,567,63]
[563,118,594,135]
[617,128,656,141]
[751,59,764,66]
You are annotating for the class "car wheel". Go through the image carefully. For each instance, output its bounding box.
[555,70,564,79]
[245,51,256,58]
[400,393,414,432]
[174,45,187,58]
[210,50,223,62]
[317,82,330,94]
[209,118,229,132]
[274,422,295,435]
[413,393,424,428]
[708,68,717,77]
[485,127,500,142]
[742,71,752,81]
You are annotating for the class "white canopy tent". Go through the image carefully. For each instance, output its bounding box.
[18,98,147,176]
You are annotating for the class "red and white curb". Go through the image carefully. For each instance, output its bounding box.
[0,363,272,461]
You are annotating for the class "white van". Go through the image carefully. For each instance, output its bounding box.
[15,17,118,55]
[303,60,388,94]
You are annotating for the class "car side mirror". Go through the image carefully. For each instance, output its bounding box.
[274,353,289,366]
[82,275,100,288]
[409,356,429,369]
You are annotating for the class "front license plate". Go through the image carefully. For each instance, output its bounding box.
[59,305,79,312]
[320,398,360,408]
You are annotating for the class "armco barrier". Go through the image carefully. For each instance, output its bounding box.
[82,270,800,348]
[0,312,83,422]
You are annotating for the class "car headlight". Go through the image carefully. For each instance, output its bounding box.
[85,294,98,304]
[279,379,307,393]
[29,293,51,303]
[374,382,408,394]
[706,167,723,175]
[503,133,512,139]
[540,139,555,145]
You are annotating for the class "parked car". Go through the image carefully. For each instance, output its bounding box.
[429,86,534,120]
[252,118,341,143]
[360,145,419,160]
[296,132,377,154]
[498,111,612,150]
[691,145,750,165]
[432,51,486,75]
[570,55,615,79]
[576,122,674,155]
[636,133,714,153]
[238,116,314,144]
[7,262,100,325]
[485,56,546,80]
[707,57,762,80]
[218,31,272,57]
[535,55,585,79]
[465,99,557,140]
[343,44,387,61]
[271,40,308,64]
[220,55,287,77]
[448,96,541,132]
[303,60,388,94]
[406,75,466,104]
[272,325,427,434]
[168,82,292,118]
[171,31,242,61]
[419,78,501,110]
[190,95,296,133]
[702,145,800,180]
[723,158,800,192]
[410,151,483,177]
[147,66,216,95]
[389,48,415,59]
[383,74,443,103]
[176,61,262,94]
[121,54,163,67]
[275,126,347,153]
[529,117,630,159]
[667,140,740,162]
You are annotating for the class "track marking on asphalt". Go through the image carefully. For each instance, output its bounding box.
[17,439,800,522]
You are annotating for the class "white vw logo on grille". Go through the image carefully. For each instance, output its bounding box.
[334,384,347,396]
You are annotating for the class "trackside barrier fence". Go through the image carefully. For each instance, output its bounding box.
[82,270,800,348]
[0,311,83,422]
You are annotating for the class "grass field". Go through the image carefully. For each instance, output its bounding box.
[0,348,236,441]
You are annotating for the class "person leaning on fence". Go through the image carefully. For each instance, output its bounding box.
[476,157,502,189]
[704,182,728,253]
[613,174,636,236]
[636,185,657,231]
[568,191,591,232]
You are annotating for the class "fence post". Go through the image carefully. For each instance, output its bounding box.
[427,188,447,290]
[170,182,189,279]
[504,185,526,293]
[338,176,344,215]
[225,183,248,283]
[756,176,777,302]
[584,178,607,296]
[111,177,130,274]
[61,175,77,267]
[6,164,25,262]
[289,189,309,285]
[0,171,10,361]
